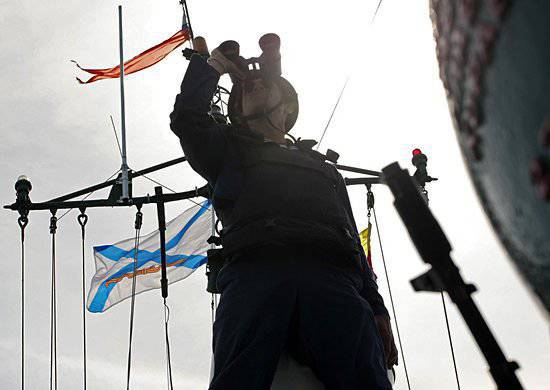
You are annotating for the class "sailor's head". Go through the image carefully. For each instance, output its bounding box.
[229,77,297,142]
[224,34,299,142]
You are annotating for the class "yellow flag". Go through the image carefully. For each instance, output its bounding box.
[359,222,373,269]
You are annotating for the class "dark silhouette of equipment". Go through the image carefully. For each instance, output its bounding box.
[411,148,437,187]
[382,162,523,390]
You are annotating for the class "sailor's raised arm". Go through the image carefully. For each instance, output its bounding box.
[169,51,227,184]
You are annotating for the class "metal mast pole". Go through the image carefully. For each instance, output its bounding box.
[180,0,194,40]
[118,5,130,201]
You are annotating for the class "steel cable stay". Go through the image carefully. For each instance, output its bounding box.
[18,216,28,390]
[126,207,143,390]
[49,211,59,390]
[441,291,461,389]
[163,300,174,390]
[371,204,412,389]
[315,0,385,152]
[57,169,121,223]
[77,209,89,390]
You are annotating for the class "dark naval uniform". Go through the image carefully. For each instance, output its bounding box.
[170,54,392,390]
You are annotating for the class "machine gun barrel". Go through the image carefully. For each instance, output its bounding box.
[382,162,523,390]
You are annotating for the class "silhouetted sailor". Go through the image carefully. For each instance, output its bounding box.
[170,34,397,390]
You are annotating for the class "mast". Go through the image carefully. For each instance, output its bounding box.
[118,5,130,201]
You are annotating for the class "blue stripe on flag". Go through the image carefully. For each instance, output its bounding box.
[88,254,206,313]
[93,200,210,262]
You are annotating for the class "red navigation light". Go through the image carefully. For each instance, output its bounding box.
[412,148,422,156]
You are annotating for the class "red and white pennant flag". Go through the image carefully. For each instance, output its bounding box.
[72,28,189,84]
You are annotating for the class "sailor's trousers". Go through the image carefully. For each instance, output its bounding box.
[209,249,392,390]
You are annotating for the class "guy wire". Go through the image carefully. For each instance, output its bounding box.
[126,212,142,390]
[164,300,174,390]
[19,219,26,390]
[441,292,461,389]
[49,213,58,390]
[372,207,412,389]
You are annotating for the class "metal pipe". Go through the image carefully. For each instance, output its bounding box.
[4,186,209,212]
[43,157,187,203]
[155,187,169,298]
[344,177,382,186]
[336,164,381,177]
[118,5,129,201]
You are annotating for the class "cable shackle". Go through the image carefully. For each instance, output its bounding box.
[77,208,88,227]
[49,210,58,235]
[366,184,375,219]
[134,205,143,230]
[77,208,88,240]
[18,216,28,230]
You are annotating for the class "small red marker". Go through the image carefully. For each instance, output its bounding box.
[412,148,422,156]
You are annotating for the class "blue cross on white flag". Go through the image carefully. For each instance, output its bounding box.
[87,200,212,313]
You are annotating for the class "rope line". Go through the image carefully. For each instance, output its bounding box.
[78,210,89,390]
[314,0,383,151]
[126,208,143,390]
[372,207,412,390]
[441,292,461,389]
[109,114,123,158]
[49,212,58,390]
[419,183,460,387]
[372,0,384,23]
[139,173,210,211]
[18,217,27,390]
[57,169,121,222]
[163,300,174,390]
[315,78,349,151]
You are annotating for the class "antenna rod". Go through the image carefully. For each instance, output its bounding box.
[118,5,130,201]
[180,0,194,41]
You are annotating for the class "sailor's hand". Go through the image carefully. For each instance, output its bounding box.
[375,314,399,368]
[207,43,245,80]
[193,36,210,56]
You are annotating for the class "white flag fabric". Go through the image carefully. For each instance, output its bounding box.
[87,200,212,312]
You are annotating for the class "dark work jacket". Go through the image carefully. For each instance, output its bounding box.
[170,54,388,316]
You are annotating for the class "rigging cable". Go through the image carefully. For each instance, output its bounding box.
[18,216,28,390]
[110,114,123,158]
[49,211,59,390]
[314,0,384,150]
[57,169,121,223]
[421,184,461,389]
[163,300,174,390]
[372,206,412,390]
[140,173,210,212]
[77,209,89,390]
[315,78,349,151]
[441,291,461,388]
[372,0,384,23]
[126,207,143,390]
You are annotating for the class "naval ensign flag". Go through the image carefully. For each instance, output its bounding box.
[87,200,211,313]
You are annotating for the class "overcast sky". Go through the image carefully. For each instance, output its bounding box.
[1,0,548,389]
